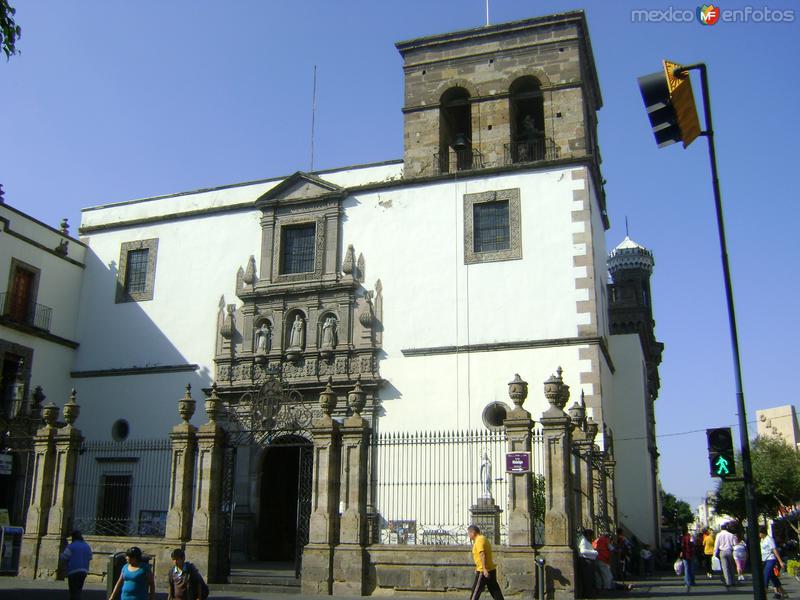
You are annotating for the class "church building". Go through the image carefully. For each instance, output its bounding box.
[6,11,664,582]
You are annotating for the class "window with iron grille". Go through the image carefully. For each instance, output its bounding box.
[473,201,510,253]
[124,249,150,294]
[281,224,316,274]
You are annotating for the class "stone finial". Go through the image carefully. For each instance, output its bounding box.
[356,253,365,282]
[205,382,225,424]
[220,304,236,340]
[319,376,337,416]
[508,374,528,408]
[342,245,355,275]
[42,402,59,428]
[178,384,196,424]
[62,389,80,426]
[358,292,374,328]
[347,375,367,416]
[243,255,257,285]
[544,367,569,410]
[585,417,599,442]
[60,218,69,235]
[568,400,585,428]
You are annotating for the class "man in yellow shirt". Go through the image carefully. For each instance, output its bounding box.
[467,525,505,600]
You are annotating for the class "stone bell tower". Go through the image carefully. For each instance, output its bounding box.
[396,10,603,178]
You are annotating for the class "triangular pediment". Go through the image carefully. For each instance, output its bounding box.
[256,172,344,205]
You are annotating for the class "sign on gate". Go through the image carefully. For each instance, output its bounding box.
[505,451,531,473]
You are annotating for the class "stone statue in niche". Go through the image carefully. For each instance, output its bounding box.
[256,322,272,354]
[289,315,305,350]
[321,316,338,349]
[479,451,493,500]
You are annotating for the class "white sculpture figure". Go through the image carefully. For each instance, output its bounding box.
[321,316,338,349]
[256,323,271,354]
[479,450,493,499]
[289,315,305,349]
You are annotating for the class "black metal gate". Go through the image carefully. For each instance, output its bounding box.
[218,374,315,580]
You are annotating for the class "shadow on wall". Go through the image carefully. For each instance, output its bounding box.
[67,250,215,437]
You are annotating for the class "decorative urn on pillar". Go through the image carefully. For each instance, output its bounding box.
[347,375,367,417]
[507,374,529,409]
[319,377,338,417]
[178,384,196,424]
[42,402,59,428]
[62,389,80,426]
[205,382,225,424]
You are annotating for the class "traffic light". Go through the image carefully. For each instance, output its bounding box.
[706,427,736,478]
[638,60,701,149]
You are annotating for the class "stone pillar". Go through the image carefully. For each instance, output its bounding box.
[186,384,226,582]
[162,385,198,564]
[333,377,370,595]
[539,368,577,600]
[38,392,84,579]
[302,378,341,595]
[470,498,502,545]
[504,374,533,547]
[502,374,537,600]
[18,402,59,579]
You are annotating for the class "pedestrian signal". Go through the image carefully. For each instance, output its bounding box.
[706,427,736,478]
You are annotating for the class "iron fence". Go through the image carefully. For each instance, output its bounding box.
[371,428,545,546]
[433,148,485,174]
[72,439,172,537]
[504,138,560,165]
[0,292,53,331]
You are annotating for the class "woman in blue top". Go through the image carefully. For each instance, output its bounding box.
[108,546,155,600]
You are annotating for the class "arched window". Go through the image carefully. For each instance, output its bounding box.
[508,77,546,163]
[439,87,472,172]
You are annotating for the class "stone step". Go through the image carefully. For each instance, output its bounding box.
[215,581,301,595]
[227,572,300,587]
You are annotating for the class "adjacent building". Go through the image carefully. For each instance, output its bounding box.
[0,199,86,524]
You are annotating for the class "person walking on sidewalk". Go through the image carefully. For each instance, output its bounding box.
[679,526,696,593]
[714,523,737,589]
[60,531,93,600]
[760,526,788,599]
[467,525,505,600]
[702,529,715,578]
[733,538,748,582]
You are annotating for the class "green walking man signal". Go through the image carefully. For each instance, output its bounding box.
[706,427,736,478]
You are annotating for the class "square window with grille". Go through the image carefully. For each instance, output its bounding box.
[280,224,316,274]
[473,201,510,253]
[124,248,150,294]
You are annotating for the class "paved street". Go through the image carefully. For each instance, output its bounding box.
[1,571,796,600]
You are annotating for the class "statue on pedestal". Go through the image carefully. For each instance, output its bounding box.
[289,315,305,350]
[479,451,493,500]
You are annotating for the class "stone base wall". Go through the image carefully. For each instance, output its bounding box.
[365,545,541,598]
[81,535,178,584]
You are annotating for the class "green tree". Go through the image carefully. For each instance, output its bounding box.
[1,0,21,59]
[711,435,800,525]
[661,491,694,529]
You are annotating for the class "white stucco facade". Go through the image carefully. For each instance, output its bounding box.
[73,163,612,438]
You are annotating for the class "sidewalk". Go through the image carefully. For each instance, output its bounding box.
[608,570,799,600]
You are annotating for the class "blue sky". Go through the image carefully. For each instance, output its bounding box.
[1,1,798,510]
